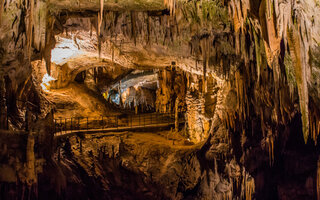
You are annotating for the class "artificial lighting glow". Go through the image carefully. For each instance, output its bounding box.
[51,37,84,65]
[41,73,56,92]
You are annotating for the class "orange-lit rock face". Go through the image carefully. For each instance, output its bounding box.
[41,73,56,91]
[1,0,320,199]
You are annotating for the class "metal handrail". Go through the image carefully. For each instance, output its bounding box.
[54,112,184,135]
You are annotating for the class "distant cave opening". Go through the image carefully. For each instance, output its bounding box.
[74,70,86,83]
[71,68,159,114]
[104,70,158,113]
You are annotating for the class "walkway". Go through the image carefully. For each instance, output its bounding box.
[54,112,184,138]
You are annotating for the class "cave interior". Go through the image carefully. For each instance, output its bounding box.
[0,0,320,199]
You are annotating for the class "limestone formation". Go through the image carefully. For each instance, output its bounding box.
[0,0,320,199]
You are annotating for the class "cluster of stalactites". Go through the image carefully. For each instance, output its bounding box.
[238,169,255,200]
[309,98,320,145]
[92,0,230,71]
[0,0,35,61]
[164,0,175,16]
[93,10,180,55]
[228,0,316,144]
[1,0,51,74]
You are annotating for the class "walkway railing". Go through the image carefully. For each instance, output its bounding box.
[54,112,184,135]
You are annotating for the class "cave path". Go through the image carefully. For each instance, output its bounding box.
[54,112,185,138]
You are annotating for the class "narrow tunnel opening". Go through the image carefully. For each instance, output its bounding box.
[74,70,86,83]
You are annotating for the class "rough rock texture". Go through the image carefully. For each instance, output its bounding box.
[107,71,158,111]
[42,131,254,200]
[155,68,186,113]
[1,0,320,199]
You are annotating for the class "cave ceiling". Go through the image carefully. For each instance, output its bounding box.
[48,0,165,12]
[2,0,320,199]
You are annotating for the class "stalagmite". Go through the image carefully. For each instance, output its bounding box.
[24,134,37,186]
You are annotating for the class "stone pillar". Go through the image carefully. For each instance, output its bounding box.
[0,71,7,129]
[185,88,209,143]
[25,133,37,186]
[175,98,179,132]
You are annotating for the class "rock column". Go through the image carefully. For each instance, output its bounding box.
[0,71,7,129]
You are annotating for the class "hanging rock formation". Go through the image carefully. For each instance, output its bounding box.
[0,0,320,199]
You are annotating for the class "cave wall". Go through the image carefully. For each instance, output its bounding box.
[42,131,256,200]
[0,0,320,199]
[155,68,187,111]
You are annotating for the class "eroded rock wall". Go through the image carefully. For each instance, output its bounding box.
[44,131,254,200]
[0,0,320,199]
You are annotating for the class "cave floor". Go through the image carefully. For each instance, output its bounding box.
[70,130,201,154]
[64,130,202,180]
[52,130,203,200]
[45,82,119,118]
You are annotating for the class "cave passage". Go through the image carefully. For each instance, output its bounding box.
[105,70,158,113]
[1,0,320,200]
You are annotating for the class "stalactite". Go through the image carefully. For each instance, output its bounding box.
[310,113,319,144]
[111,44,114,62]
[0,0,4,26]
[130,11,137,45]
[287,27,309,143]
[146,14,150,44]
[201,37,209,93]
[241,170,255,200]
[245,176,255,200]
[309,99,320,144]
[252,26,263,83]
[90,21,93,37]
[27,0,34,62]
[97,0,104,57]
[43,15,55,75]
[266,129,274,166]
[164,0,175,16]
[235,70,247,121]
[284,52,296,100]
